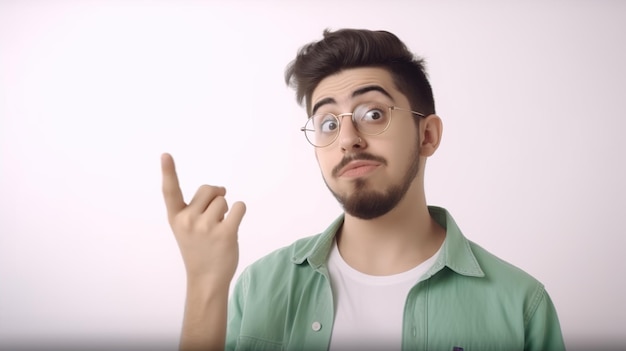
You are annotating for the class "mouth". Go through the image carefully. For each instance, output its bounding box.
[332,153,388,178]
[336,160,382,178]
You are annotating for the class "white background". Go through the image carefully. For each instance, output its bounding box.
[1,0,625,349]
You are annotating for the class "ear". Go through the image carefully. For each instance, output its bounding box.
[419,114,443,157]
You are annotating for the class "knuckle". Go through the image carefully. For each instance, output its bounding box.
[214,195,227,207]
[197,184,220,196]
[193,221,211,233]
[173,211,195,230]
[197,184,211,192]
[212,196,229,217]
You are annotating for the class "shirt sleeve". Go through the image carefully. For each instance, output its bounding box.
[225,268,249,351]
[524,287,566,351]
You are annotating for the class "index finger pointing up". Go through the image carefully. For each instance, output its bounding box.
[161,153,186,217]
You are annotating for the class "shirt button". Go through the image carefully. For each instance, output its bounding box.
[311,321,322,331]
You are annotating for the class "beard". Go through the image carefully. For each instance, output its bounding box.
[324,139,421,220]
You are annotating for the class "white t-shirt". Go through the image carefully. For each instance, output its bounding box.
[327,240,441,351]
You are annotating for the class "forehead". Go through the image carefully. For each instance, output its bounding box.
[311,67,402,109]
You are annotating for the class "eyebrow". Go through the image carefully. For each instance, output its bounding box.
[311,85,394,115]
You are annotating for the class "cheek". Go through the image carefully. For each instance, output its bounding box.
[315,150,339,179]
[384,133,419,170]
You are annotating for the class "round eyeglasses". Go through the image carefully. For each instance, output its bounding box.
[300,102,425,147]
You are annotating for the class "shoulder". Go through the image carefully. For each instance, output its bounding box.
[245,233,322,271]
[432,205,544,291]
[466,240,553,323]
[469,240,542,288]
[230,232,329,313]
[466,242,564,346]
[236,233,324,290]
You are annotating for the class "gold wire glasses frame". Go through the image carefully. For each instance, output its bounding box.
[300,104,426,148]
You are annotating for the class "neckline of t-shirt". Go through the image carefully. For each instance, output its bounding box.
[328,240,442,286]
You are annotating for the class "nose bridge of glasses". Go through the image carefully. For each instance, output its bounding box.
[335,112,360,135]
[336,112,354,124]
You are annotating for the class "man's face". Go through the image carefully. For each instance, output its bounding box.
[311,67,422,219]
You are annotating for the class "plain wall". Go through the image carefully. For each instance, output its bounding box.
[1,1,624,349]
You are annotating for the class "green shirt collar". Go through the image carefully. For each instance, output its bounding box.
[291,206,484,278]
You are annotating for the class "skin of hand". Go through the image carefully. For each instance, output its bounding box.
[161,152,247,288]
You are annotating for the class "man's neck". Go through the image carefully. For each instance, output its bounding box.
[337,192,445,276]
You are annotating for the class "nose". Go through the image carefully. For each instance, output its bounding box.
[336,114,365,151]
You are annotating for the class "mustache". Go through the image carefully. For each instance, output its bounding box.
[332,152,388,177]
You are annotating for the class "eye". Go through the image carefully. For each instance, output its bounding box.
[318,114,339,133]
[363,108,384,121]
[356,105,387,124]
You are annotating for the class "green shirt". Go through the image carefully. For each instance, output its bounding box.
[226,206,565,350]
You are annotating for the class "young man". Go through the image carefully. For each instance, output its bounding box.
[161,29,564,351]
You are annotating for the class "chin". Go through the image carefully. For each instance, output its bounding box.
[337,185,405,220]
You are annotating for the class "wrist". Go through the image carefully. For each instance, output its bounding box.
[186,274,230,300]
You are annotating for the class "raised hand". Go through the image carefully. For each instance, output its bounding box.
[161,152,246,287]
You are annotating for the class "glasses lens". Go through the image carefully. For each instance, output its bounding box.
[353,103,390,135]
[304,114,339,147]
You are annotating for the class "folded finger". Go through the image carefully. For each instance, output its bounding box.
[202,195,229,222]
[189,185,226,213]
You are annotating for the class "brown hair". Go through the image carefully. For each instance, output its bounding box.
[284,28,435,117]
